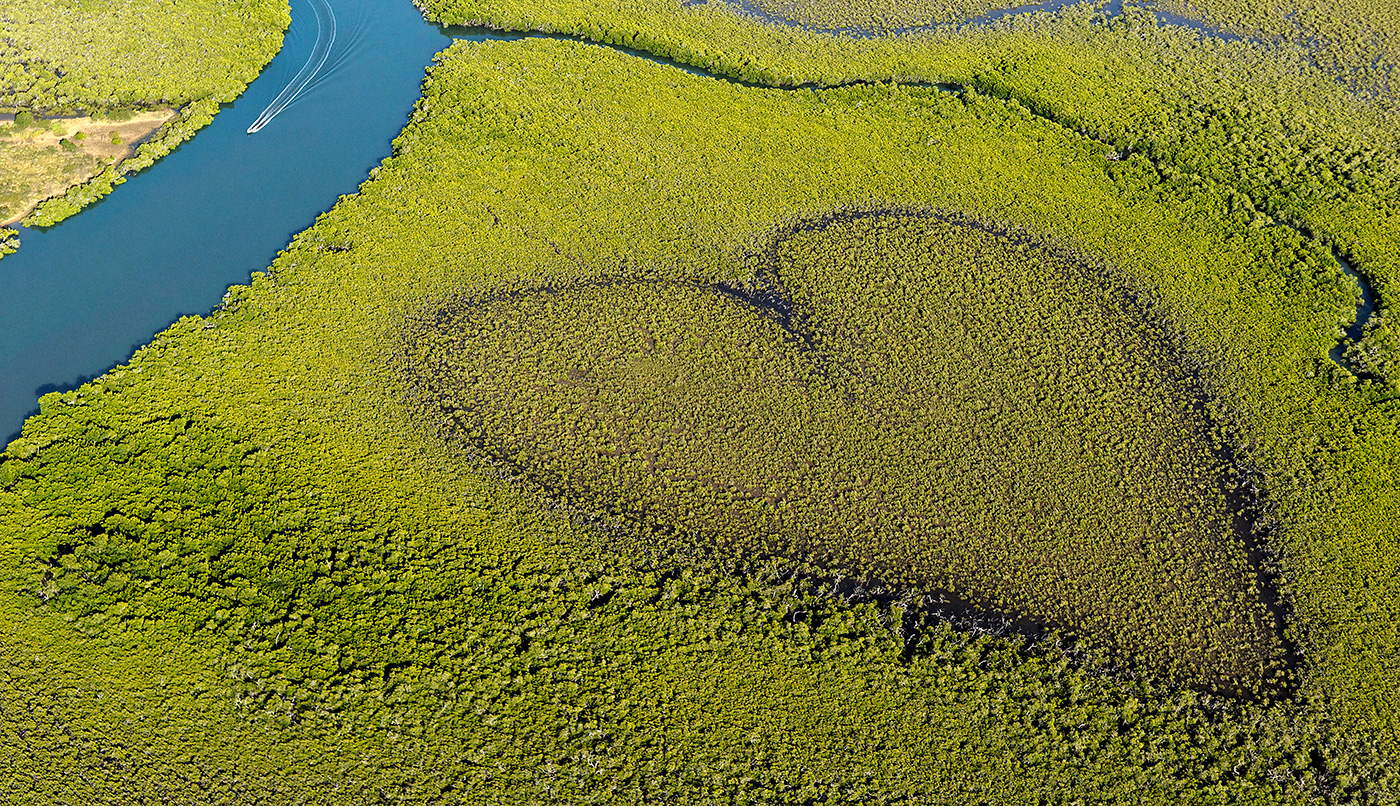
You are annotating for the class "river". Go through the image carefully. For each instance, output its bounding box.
[0,0,1369,442]
[0,0,501,442]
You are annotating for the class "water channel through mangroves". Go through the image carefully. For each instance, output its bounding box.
[249,0,338,133]
[0,0,1377,441]
[1330,250,1378,368]
[0,0,718,442]
[729,0,1246,41]
[0,0,495,441]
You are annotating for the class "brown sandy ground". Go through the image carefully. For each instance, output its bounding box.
[0,111,174,226]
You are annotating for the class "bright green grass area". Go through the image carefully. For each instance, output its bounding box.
[2,38,1396,798]
[404,213,1284,689]
[0,0,288,112]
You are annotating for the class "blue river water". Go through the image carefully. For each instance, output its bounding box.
[0,0,514,442]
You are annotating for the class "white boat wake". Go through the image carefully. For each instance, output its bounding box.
[247,0,337,134]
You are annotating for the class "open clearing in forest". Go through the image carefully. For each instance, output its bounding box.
[403,211,1289,690]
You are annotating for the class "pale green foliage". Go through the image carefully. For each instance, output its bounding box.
[1150,0,1400,101]
[0,0,284,243]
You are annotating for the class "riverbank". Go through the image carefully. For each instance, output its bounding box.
[0,0,288,249]
[1,0,1397,797]
[0,111,175,227]
[0,0,454,442]
[15,100,233,230]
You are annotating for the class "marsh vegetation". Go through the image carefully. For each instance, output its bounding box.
[404,212,1287,689]
[1,0,1398,799]
[0,0,286,113]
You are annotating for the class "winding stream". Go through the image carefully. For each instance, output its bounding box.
[1330,250,1378,368]
[0,0,1377,442]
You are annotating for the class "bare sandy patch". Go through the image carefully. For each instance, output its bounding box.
[0,110,176,226]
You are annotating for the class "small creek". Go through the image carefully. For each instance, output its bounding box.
[0,0,1375,443]
[1330,250,1378,368]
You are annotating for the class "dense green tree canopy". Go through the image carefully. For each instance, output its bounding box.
[3,32,1398,799]
[0,0,287,113]
[3,0,1399,801]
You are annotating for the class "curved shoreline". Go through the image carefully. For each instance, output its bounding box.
[0,111,175,226]
[0,0,445,442]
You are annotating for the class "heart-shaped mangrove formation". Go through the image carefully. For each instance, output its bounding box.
[400,211,1289,691]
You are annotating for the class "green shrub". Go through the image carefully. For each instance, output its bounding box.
[405,213,1286,689]
[1,16,1397,803]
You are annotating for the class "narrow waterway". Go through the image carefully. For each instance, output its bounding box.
[0,0,495,442]
[1330,250,1378,368]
